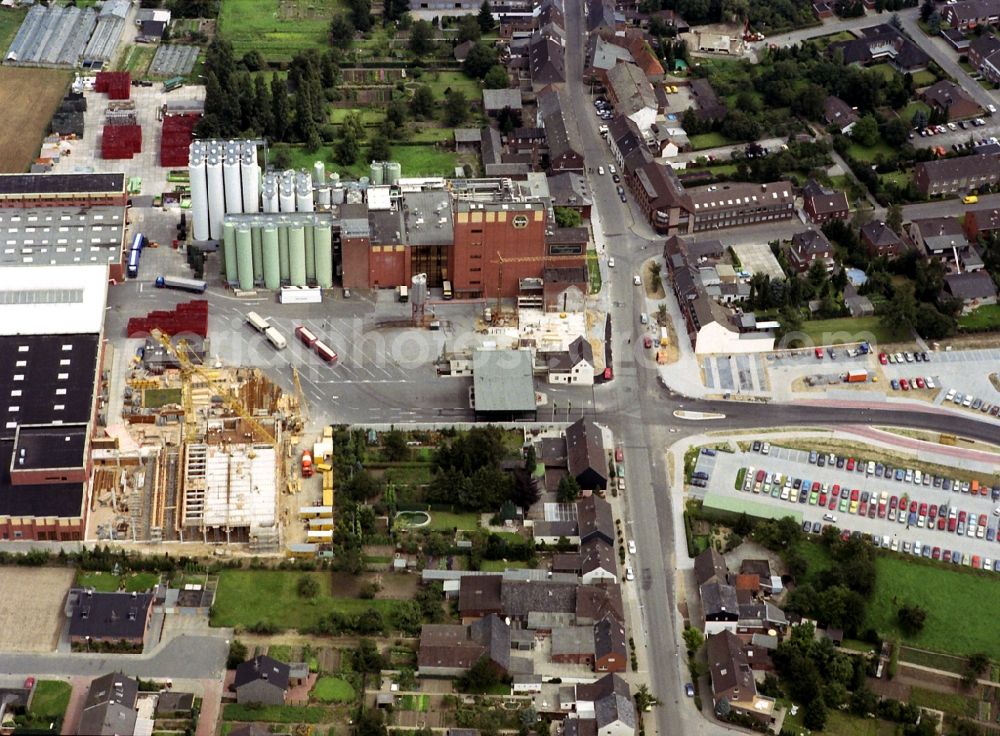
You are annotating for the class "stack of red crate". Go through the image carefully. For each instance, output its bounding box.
[95,71,131,100]
[102,124,142,159]
[127,300,209,338]
[160,114,201,167]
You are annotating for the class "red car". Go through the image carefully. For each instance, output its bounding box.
[928,505,937,520]
[916,377,926,389]
[23,677,34,691]
[900,378,910,391]
[937,516,947,530]
[879,352,888,365]
[815,347,824,359]
[812,481,821,493]
[980,513,989,527]
[859,501,868,516]
[910,500,918,513]
[851,488,860,501]
[943,550,952,562]
[615,447,624,463]
[847,458,856,471]
[819,492,827,506]
[932,547,941,560]
[889,495,898,510]
[949,516,957,532]
[643,335,653,349]
[919,502,928,516]
[959,510,967,523]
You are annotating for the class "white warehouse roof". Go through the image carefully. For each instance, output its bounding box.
[0,264,108,336]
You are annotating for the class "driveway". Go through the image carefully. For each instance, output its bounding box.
[60,676,90,736]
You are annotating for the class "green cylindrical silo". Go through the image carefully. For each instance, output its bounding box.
[262,226,280,289]
[251,227,263,283]
[223,222,237,282]
[304,225,315,282]
[314,224,333,288]
[278,225,289,282]
[236,227,254,291]
[288,225,306,286]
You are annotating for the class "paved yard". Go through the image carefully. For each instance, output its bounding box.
[730,242,785,280]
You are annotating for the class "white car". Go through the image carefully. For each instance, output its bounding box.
[609,164,617,174]
[608,257,615,268]
[628,539,637,554]
[625,565,635,581]
[988,104,997,114]
[945,388,956,401]
[598,166,606,175]
[633,274,641,285]
[925,376,936,389]
[761,442,770,455]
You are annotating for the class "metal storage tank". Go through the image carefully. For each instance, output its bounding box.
[304,224,315,281]
[411,272,428,306]
[206,155,226,240]
[262,179,279,213]
[188,144,210,241]
[241,144,259,213]
[278,222,290,281]
[369,162,383,186]
[313,161,325,185]
[223,151,243,215]
[330,172,340,187]
[222,222,237,283]
[236,226,254,291]
[330,186,345,204]
[314,225,333,288]
[262,225,280,289]
[287,225,306,286]
[251,228,263,282]
[295,172,314,213]
[358,176,370,189]
[279,182,295,213]
[316,186,331,207]
[386,161,402,185]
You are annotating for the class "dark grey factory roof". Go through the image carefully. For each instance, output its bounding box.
[0,441,84,518]
[473,349,536,413]
[69,592,152,641]
[403,190,453,246]
[368,208,405,246]
[78,672,138,736]
[12,424,87,470]
[338,202,370,238]
[0,333,100,440]
[0,173,124,195]
[483,88,523,111]
[234,655,290,691]
[0,206,126,268]
[546,226,590,245]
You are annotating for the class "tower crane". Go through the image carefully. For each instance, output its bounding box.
[291,366,309,433]
[491,251,585,324]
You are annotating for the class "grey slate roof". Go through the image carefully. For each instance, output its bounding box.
[500,580,577,617]
[580,537,617,577]
[693,547,728,587]
[234,655,290,691]
[593,613,627,661]
[78,672,138,736]
[483,88,523,111]
[577,494,614,544]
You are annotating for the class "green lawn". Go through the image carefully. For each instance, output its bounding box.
[217,0,346,62]
[959,304,1000,331]
[280,143,459,179]
[143,388,182,409]
[847,139,896,163]
[408,127,460,143]
[211,570,410,631]
[29,680,72,721]
[417,70,482,100]
[398,693,429,711]
[868,63,899,82]
[901,101,931,124]
[911,70,939,87]
[328,108,386,126]
[311,677,355,703]
[0,8,27,55]
[879,170,911,188]
[266,645,292,663]
[587,251,602,295]
[77,571,159,593]
[689,132,732,150]
[427,511,479,531]
[780,699,898,736]
[119,44,155,76]
[480,559,532,572]
[222,704,333,723]
[796,316,909,346]
[866,556,1000,658]
[909,687,978,717]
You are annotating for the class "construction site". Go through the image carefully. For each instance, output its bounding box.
[91,328,317,553]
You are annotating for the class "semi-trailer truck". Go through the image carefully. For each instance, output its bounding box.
[155,275,207,293]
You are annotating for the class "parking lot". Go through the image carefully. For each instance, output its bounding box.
[695,444,1000,570]
[879,348,1000,418]
[703,354,768,394]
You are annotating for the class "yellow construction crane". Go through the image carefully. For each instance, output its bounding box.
[492,251,584,323]
[292,366,309,430]
[150,329,276,447]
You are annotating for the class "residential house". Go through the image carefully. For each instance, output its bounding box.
[546,172,592,217]
[580,538,618,583]
[607,115,645,170]
[542,335,595,385]
[587,36,632,79]
[701,581,740,634]
[941,28,972,51]
[234,656,290,706]
[914,153,1000,197]
[827,25,929,72]
[538,86,585,172]
[706,630,778,727]
[577,494,615,545]
[606,62,658,132]
[628,160,682,234]
[802,180,850,224]
[567,419,609,491]
[736,600,789,636]
[625,33,665,79]
[944,271,998,312]
[909,216,971,258]
[968,34,1000,83]
[823,95,859,134]
[458,575,504,619]
[684,180,795,233]
[647,9,690,33]
[942,0,1000,29]
[689,78,727,122]
[529,34,566,87]
[587,0,619,36]
[813,1,834,18]
[418,614,512,677]
[860,220,904,259]
[593,614,627,672]
[483,88,522,116]
[964,206,1000,241]
[552,625,596,666]
[454,40,475,63]
[501,580,577,620]
[921,80,980,121]
[845,283,876,317]
[68,590,153,648]
[78,673,139,736]
[740,559,782,596]
[575,674,637,736]
[576,584,625,626]
[789,229,835,273]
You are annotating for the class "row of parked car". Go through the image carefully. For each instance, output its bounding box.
[889,376,936,391]
[944,388,1000,417]
[878,350,930,364]
[815,525,1000,573]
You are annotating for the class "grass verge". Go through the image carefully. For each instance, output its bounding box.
[222,704,333,723]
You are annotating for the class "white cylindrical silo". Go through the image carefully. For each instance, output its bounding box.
[206,155,225,240]
[236,226,254,291]
[223,148,243,215]
[278,222,289,281]
[296,171,314,213]
[313,160,325,185]
[241,144,259,213]
[262,178,279,213]
[279,182,295,213]
[251,227,263,283]
[262,225,280,289]
[316,186,331,208]
[222,221,237,283]
[314,224,333,288]
[330,186,344,204]
[288,225,306,286]
[188,143,209,241]
[304,223,315,281]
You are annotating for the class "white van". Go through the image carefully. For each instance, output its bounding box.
[640,312,648,324]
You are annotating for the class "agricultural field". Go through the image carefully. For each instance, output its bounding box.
[218,0,345,62]
[0,67,72,172]
[117,44,155,76]
[0,567,74,651]
[865,556,1000,659]
[0,7,27,53]
[211,570,411,631]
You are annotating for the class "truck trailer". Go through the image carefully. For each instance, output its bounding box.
[846,370,868,383]
[155,275,207,293]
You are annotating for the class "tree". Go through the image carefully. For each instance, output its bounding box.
[478,0,496,32]
[886,202,903,234]
[242,50,265,72]
[410,85,435,118]
[329,14,355,50]
[297,575,320,598]
[342,470,381,502]
[463,42,498,79]
[382,429,409,461]
[557,474,581,502]
[920,0,935,21]
[634,684,661,712]
[354,707,388,736]
[458,655,501,692]
[524,445,537,474]
[889,11,903,28]
[804,697,828,730]
[928,10,941,34]
[353,638,385,673]
[882,116,908,147]
[386,99,408,129]
[408,20,435,57]
[346,0,372,33]
[483,64,509,89]
[457,14,482,44]
[912,108,929,131]
[683,626,705,654]
[226,638,248,669]
[851,114,880,146]
[897,602,927,635]
[554,207,582,228]
[963,653,991,687]
[444,90,469,126]
[511,468,541,508]
[270,75,289,141]
[881,282,917,335]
